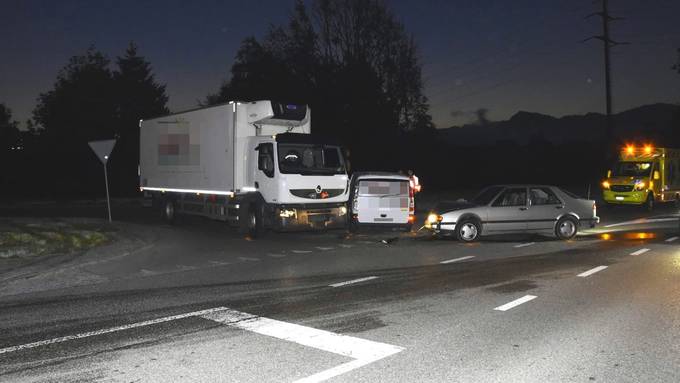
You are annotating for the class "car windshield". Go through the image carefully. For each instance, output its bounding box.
[472,186,504,205]
[612,162,652,177]
[277,143,346,175]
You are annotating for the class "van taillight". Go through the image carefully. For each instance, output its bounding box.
[409,185,415,215]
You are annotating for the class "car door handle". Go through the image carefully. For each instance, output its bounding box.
[555,205,564,209]
[519,207,528,211]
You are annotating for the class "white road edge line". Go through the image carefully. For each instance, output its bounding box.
[604,217,678,228]
[577,265,608,277]
[630,248,651,256]
[514,242,535,248]
[329,276,379,288]
[666,236,678,243]
[440,256,475,264]
[494,295,537,311]
[0,307,229,355]
[203,308,404,383]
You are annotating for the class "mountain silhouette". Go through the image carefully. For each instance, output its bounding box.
[438,103,680,146]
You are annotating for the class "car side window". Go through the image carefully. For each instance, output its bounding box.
[530,187,561,206]
[492,188,527,207]
[257,143,274,178]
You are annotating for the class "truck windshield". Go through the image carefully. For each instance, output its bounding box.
[277,143,346,175]
[613,162,652,177]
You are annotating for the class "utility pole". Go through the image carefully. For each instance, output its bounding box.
[583,0,629,161]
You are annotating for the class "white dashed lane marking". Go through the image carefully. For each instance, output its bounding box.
[666,236,678,243]
[291,250,313,254]
[267,253,286,258]
[440,256,475,264]
[238,257,260,262]
[315,247,334,251]
[494,295,537,311]
[329,276,379,288]
[577,265,608,277]
[630,248,650,256]
[514,242,535,248]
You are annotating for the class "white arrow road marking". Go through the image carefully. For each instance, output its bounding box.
[577,265,608,277]
[630,248,650,256]
[0,307,404,383]
[494,295,537,311]
[440,256,475,264]
[329,276,379,288]
[203,308,404,383]
[514,242,535,248]
[666,236,678,243]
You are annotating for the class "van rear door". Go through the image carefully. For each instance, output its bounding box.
[356,179,410,224]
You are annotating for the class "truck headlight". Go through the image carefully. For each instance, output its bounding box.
[280,209,296,218]
[339,206,347,216]
[635,181,646,190]
[601,181,610,190]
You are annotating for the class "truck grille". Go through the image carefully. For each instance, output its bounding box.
[290,188,345,199]
[611,185,634,192]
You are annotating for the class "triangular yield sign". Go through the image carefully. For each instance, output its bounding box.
[88,139,117,164]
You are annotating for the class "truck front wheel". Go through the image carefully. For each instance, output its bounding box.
[242,203,265,238]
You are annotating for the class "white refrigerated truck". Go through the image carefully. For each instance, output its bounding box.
[139,100,349,235]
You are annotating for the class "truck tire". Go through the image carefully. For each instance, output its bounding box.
[555,216,577,240]
[161,198,176,223]
[241,202,265,238]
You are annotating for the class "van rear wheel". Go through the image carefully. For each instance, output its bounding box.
[161,199,176,223]
[645,193,654,212]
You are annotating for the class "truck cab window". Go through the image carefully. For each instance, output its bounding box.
[257,143,274,178]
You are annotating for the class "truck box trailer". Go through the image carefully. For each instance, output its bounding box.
[139,100,349,235]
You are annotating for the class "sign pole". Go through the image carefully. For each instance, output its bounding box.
[103,160,112,222]
[88,139,117,223]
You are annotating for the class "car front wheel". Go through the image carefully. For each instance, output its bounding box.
[457,219,480,242]
[555,216,577,240]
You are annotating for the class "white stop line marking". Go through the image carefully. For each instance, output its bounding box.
[514,242,535,248]
[630,248,650,256]
[666,236,678,243]
[440,256,475,264]
[0,307,404,383]
[204,309,404,383]
[329,276,379,287]
[494,295,537,311]
[577,265,608,277]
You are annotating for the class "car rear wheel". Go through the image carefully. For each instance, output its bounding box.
[555,216,577,240]
[457,219,480,242]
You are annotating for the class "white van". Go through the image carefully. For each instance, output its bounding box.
[349,172,415,232]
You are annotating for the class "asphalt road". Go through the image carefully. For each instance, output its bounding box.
[0,200,679,382]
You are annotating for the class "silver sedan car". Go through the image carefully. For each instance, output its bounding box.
[425,185,599,241]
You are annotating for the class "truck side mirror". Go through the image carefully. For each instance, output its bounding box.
[654,170,660,180]
[607,170,611,178]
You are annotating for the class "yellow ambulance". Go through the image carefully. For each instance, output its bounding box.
[602,145,680,210]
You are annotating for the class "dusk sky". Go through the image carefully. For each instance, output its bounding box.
[2,0,680,130]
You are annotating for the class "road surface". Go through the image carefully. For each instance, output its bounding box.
[0,201,678,382]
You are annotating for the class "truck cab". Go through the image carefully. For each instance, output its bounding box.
[602,145,680,210]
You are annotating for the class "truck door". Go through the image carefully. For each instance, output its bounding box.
[254,143,277,201]
[527,187,563,231]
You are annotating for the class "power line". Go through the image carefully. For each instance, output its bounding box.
[582,0,629,144]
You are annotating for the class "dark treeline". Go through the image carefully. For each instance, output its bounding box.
[2,0,679,200]
[2,43,168,199]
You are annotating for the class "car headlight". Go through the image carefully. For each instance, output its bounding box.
[427,213,442,224]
